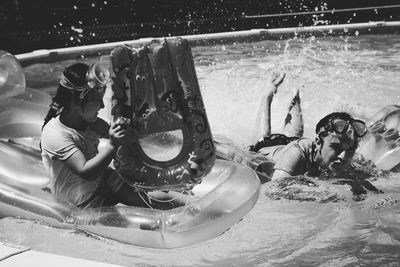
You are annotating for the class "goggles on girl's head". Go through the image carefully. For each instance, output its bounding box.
[60,62,111,99]
[324,117,367,138]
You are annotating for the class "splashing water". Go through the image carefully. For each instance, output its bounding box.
[197,35,400,146]
[2,34,400,266]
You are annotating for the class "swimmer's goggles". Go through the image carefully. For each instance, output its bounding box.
[60,63,111,99]
[322,116,367,138]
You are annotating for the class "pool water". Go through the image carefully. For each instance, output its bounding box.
[1,34,400,266]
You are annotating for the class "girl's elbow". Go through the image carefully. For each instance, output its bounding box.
[72,166,99,181]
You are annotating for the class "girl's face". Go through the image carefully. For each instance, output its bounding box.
[80,88,105,123]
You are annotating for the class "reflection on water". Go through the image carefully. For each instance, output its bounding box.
[1,34,400,266]
[139,130,183,161]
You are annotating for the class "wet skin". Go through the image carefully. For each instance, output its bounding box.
[317,125,383,200]
[80,87,106,123]
[317,124,358,169]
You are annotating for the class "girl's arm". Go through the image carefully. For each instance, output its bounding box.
[64,124,126,181]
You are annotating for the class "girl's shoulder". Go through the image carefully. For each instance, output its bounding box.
[41,117,65,137]
[41,117,80,156]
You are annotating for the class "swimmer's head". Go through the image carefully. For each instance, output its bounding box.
[316,112,367,140]
[314,112,367,168]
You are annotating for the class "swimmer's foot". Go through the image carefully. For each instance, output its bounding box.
[270,71,286,87]
[266,71,286,99]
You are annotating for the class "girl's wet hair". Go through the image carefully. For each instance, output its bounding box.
[42,63,90,129]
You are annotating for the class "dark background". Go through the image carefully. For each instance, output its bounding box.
[1,0,400,54]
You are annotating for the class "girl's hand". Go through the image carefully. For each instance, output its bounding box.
[109,123,126,147]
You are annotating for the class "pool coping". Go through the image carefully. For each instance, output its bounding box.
[15,20,400,67]
[0,242,122,267]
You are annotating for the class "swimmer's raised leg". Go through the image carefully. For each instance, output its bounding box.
[260,71,286,137]
[249,72,303,152]
[282,89,304,138]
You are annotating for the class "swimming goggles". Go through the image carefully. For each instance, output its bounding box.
[328,117,367,138]
[60,62,111,99]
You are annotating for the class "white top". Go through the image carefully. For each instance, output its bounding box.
[40,116,108,206]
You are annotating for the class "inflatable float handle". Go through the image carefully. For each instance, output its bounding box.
[110,38,216,191]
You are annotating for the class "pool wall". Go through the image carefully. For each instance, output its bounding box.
[1,1,400,54]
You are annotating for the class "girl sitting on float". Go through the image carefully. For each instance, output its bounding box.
[41,63,185,209]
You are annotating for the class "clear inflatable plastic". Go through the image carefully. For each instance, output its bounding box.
[0,50,51,139]
[359,105,400,171]
[0,51,25,98]
[0,139,260,248]
[110,38,215,190]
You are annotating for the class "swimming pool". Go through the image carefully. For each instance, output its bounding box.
[1,33,400,266]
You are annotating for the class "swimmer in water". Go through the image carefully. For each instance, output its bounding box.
[219,72,368,181]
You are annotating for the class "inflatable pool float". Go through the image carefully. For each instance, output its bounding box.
[358,105,400,171]
[110,38,215,191]
[0,45,260,248]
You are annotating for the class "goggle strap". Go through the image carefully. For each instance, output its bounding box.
[79,88,91,99]
[59,73,88,91]
[60,71,105,100]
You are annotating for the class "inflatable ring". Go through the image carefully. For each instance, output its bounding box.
[110,38,215,190]
[0,51,51,140]
[0,141,260,248]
